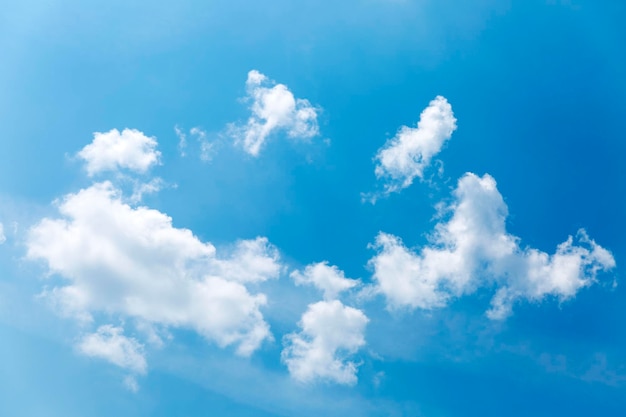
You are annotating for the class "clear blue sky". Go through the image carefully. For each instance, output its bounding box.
[1,1,626,416]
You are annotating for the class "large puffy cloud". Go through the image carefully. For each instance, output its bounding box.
[229,70,319,156]
[26,181,281,358]
[290,262,360,300]
[282,300,369,385]
[369,173,615,318]
[77,128,161,176]
[374,96,457,193]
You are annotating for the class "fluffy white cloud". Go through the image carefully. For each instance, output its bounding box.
[282,300,368,385]
[77,128,161,176]
[369,173,615,318]
[78,325,147,374]
[0,222,5,244]
[290,262,360,300]
[26,181,281,358]
[374,96,457,193]
[230,70,319,156]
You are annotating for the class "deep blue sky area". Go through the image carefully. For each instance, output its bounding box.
[1,1,625,416]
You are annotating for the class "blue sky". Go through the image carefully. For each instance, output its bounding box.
[1,0,626,416]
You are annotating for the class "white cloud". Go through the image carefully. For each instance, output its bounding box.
[123,375,140,393]
[0,222,5,244]
[369,172,615,318]
[230,70,320,156]
[190,127,215,162]
[290,262,360,300]
[374,96,457,193]
[175,126,216,161]
[282,300,368,385]
[78,325,147,374]
[26,181,281,359]
[174,125,187,157]
[213,237,282,284]
[77,128,161,176]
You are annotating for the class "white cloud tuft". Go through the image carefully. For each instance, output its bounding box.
[0,222,5,244]
[26,181,280,358]
[77,128,161,176]
[212,237,282,284]
[190,127,215,162]
[78,325,147,374]
[369,172,615,318]
[175,126,216,161]
[374,96,457,193]
[230,70,319,156]
[282,300,368,385]
[123,375,140,393]
[290,262,360,300]
[174,125,187,157]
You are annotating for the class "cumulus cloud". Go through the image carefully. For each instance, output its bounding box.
[369,172,615,318]
[78,325,147,375]
[77,128,161,176]
[282,300,369,385]
[0,222,5,244]
[26,181,281,358]
[374,96,457,194]
[229,70,319,156]
[290,262,360,300]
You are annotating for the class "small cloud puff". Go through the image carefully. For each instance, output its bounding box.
[374,96,457,194]
[77,128,161,176]
[229,70,320,156]
[369,172,615,318]
[282,300,368,385]
[290,261,360,300]
[78,325,147,375]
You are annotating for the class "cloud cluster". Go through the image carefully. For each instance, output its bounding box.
[284,263,367,385]
[230,70,319,156]
[77,128,161,176]
[369,173,615,318]
[374,96,457,193]
[28,127,294,388]
[20,82,618,392]
[282,299,368,385]
[26,181,280,357]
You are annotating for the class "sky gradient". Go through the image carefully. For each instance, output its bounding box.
[1,1,626,416]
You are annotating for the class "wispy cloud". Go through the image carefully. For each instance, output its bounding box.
[174,126,216,161]
[78,324,147,374]
[174,125,187,157]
